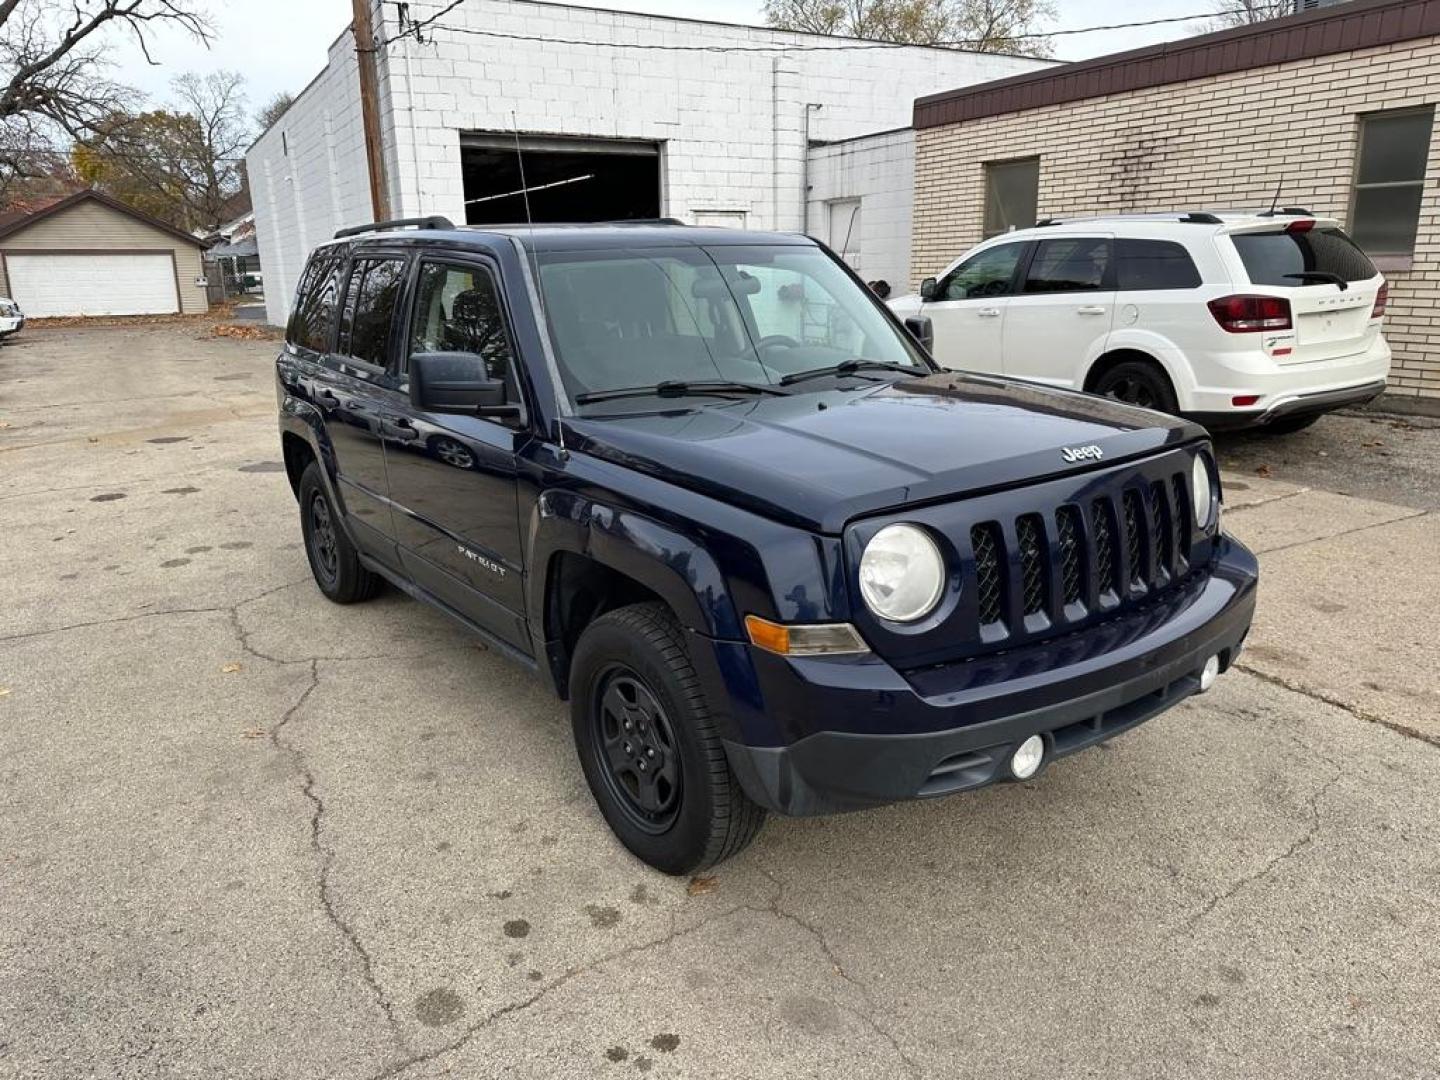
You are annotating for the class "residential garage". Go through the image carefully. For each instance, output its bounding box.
[0,190,209,317]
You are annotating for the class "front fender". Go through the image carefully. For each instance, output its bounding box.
[527,488,741,641]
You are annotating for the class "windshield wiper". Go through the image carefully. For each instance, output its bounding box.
[779,358,920,387]
[574,379,791,405]
[1283,271,1349,291]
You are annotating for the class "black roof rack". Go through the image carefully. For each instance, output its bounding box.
[1180,212,1223,224]
[1034,217,1060,227]
[603,217,686,225]
[333,215,454,239]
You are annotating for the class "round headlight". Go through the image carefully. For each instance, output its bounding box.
[858,524,945,623]
[1192,452,1215,530]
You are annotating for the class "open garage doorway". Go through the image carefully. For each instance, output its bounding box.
[460,134,661,225]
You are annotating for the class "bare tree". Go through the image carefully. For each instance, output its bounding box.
[763,0,1055,56]
[1209,0,1295,29]
[0,1,210,200]
[75,70,250,232]
[255,90,293,133]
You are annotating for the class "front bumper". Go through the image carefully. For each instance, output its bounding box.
[720,535,1258,816]
[0,314,23,335]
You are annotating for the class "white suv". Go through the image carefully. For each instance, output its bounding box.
[888,211,1390,433]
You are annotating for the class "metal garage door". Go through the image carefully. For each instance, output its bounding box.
[6,252,179,317]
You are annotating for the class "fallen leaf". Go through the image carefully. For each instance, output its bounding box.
[686,875,718,897]
[241,727,266,739]
[220,662,243,674]
[1255,464,1272,478]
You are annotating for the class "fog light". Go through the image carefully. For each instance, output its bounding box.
[1010,734,1045,780]
[1199,654,1221,692]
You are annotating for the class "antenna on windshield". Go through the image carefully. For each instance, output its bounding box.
[513,110,567,460]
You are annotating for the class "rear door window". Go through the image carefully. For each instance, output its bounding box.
[1022,237,1111,294]
[1231,227,1378,287]
[1115,239,1201,290]
[336,256,407,368]
[288,254,341,353]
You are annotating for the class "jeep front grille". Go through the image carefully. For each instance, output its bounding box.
[970,522,1004,626]
[967,470,1195,638]
[1016,514,1047,616]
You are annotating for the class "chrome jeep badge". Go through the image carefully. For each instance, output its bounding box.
[1061,444,1104,464]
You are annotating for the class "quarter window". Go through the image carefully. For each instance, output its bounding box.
[337,257,407,368]
[1351,107,1433,257]
[939,242,1023,300]
[983,158,1039,238]
[1115,239,1201,290]
[288,254,340,353]
[1023,238,1111,294]
[408,262,516,392]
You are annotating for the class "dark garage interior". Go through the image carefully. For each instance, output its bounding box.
[460,135,661,226]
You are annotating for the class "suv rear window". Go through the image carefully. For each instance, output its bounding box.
[1115,239,1201,290]
[1231,227,1378,287]
[288,253,341,352]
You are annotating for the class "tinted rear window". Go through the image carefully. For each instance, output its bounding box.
[1231,227,1378,287]
[288,253,341,352]
[1116,239,1201,290]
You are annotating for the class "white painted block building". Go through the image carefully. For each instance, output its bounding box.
[247,0,1048,324]
[805,127,916,296]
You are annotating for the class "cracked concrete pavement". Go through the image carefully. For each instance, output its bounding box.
[2,324,1438,1079]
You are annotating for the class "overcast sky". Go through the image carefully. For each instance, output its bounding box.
[112,0,1217,119]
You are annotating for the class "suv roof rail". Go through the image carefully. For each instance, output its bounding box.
[333,215,454,239]
[604,217,686,225]
[1180,212,1223,224]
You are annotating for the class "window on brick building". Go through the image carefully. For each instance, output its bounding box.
[983,157,1039,238]
[1351,107,1433,257]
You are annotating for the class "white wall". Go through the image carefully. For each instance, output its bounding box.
[806,128,915,293]
[248,0,1049,324]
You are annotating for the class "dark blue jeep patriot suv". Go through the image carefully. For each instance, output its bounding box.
[277,217,1258,874]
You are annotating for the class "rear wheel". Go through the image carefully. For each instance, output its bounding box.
[1091,359,1178,414]
[298,462,380,603]
[1258,414,1321,435]
[570,602,765,875]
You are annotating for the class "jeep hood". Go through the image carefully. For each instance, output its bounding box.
[562,372,1205,533]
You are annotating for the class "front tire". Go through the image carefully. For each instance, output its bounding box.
[570,602,765,875]
[298,461,380,604]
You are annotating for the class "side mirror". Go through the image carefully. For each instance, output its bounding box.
[919,276,938,302]
[903,315,934,354]
[410,351,518,417]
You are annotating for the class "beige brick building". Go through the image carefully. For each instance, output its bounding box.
[910,0,1440,409]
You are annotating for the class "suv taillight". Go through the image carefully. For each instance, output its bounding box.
[1372,282,1388,319]
[1207,294,1292,333]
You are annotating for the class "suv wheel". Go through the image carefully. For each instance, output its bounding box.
[569,602,765,875]
[1092,360,1178,414]
[298,462,380,603]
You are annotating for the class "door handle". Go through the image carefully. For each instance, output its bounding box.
[1076,305,1107,315]
[976,308,1001,318]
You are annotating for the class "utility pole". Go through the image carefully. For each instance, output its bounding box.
[352,0,389,221]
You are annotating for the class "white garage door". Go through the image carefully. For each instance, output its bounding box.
[6,253,179,317]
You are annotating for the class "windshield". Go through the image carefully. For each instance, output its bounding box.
[536,244,927,409]
[1231,227,1378,286]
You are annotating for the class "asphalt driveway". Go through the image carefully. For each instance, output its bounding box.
[2,324,1438,1079]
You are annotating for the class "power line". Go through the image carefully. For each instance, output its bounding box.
[376,6,1237,54]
